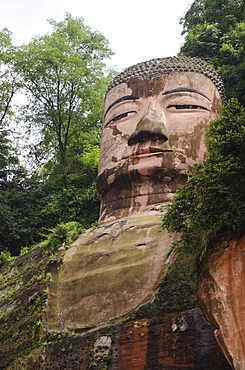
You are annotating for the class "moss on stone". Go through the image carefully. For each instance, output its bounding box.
[131,253,198,320]
[0,216,199,368]
[0,246,54,369]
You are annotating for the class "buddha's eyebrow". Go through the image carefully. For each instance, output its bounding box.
[162,88,211,101]
[104,95,139,117]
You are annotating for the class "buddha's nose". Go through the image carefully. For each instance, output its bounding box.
[128,105,169,146]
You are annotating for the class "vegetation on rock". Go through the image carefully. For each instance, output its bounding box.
[162,99,245,265]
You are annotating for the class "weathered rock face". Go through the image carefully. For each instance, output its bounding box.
[47,212,176,331]
[115,309,231,370]
[197,234,245,370]
[98,71,222,222]
[0,57,229,368]
[0,224,231,369]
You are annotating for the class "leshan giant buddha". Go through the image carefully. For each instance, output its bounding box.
[97,56,224,221]
[48,57,224,333]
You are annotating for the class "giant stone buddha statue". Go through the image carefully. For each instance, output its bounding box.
[47,56,224,334]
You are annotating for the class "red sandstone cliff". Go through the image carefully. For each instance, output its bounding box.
[198,234,245,370]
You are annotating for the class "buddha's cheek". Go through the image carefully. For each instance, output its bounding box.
[167,118,209,171]
[98,129,128,176]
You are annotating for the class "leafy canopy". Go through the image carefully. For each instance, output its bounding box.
[162,99,245,261]
[15,13,114,184]
[0,28,25,182]
[0,15,115,255]
[179,0,245,105]
[0,28,21,126]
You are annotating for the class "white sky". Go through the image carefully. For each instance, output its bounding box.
[1,0,192,71]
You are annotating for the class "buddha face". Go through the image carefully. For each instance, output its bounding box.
[97,72,222,197]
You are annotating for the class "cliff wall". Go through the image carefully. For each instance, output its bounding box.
[0,221,231,369]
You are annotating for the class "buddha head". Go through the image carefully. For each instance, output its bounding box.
[97,57,225,221]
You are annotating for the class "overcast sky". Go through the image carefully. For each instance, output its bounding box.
[1,0,192,71]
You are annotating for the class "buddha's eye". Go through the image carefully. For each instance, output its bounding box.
[168,105,207,110]
[107,111,136,125]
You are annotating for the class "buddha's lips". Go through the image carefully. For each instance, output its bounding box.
[127,147,172,158]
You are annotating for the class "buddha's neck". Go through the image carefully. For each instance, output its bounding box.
[98,175,187,223]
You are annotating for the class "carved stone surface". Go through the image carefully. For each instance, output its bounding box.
[47,212,176,330]
[197,235,245,370]
[98,70,222,222]
[107,56,226,104]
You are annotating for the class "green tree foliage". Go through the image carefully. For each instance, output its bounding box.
[0,28,20,126]
[0,29,26,182]
[0,175,100,255]
[15,13,113,186]
[179,0,245,105]
[162,99,245,263]
[0,131,22,182]
[0,15,116,255]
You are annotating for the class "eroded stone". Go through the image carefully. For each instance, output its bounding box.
[198,235,245,369]
[47,212,176,330]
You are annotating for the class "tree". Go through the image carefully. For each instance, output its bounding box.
[179,0,245,105]
[15,13,114,186]
[162,99,245,263]
[0,15,116,256]
[0,28,26,182]
[0,28,21,127]
[0,131,25,182]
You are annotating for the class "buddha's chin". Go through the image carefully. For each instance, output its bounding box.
[97,156,187,201]
[97,161,188,222]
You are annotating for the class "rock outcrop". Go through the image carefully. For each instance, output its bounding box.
[198,234,245,370]
[48,212,175,331]
[0,221,231,369]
